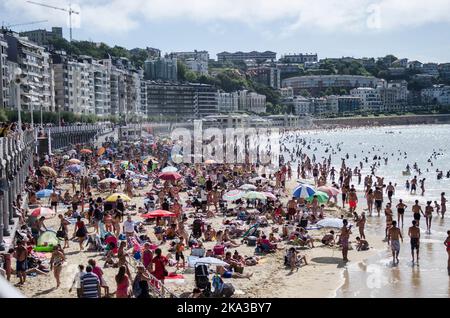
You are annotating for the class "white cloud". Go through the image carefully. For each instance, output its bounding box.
[3,0,450,35]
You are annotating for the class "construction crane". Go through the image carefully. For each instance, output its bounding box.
[27,1,79,42]
[4,20,48,29]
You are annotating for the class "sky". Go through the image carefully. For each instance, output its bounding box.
[1,0,450,63]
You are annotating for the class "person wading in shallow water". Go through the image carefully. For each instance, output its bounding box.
[388,221,403,265]
[408,220,420,265]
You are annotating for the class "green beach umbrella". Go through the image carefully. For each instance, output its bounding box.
[242,191,267,201]
[306,191,329,204]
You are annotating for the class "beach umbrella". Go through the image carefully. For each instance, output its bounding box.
[40,166,57,177]
[222,190,245,201]
[67,164,81,173]
[239,184,257,191]
[80,149,92,154]
[67,149,77,156]
[97,147,106,156]
[141,210,176,219]
[99,178,121,184]
[30,207,55,219]
[306,191,329,204]
[317,186,340,197]
[297,178,315,186]
[162,166,178,173]
[99,160,112,166]
[68,158,81,164]
[106,193,132,202]
[262,192,277,200]
[36,189,54,198]
[158,172,182,181]
[62,155,70,160]
[193,257,229,267]
[204,159,217,165]
[249,176,269,184]
[316,218,346,229]
[171,153,183,164]
[292,183,316,199]
[242,191,267,200]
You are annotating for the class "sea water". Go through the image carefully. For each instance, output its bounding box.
[279,124,450,298]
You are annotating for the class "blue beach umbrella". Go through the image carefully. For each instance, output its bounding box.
[292,183,316,199]
[36,189,55,198]
[67,164,81,173]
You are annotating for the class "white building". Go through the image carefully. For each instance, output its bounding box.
[4,32,53,113]
[350,87,383,113]
[377,80,409,112]
[0,34,9,108]
[422,63,439,77]
[238,90,266,114]
[421,85,450,105]
[293,96,311,115]
[217,91,239,113]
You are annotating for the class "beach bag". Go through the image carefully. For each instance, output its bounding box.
[246,236,257,247]
[213,245,225,256]
[195,264,210,290]
[221,283,235,298]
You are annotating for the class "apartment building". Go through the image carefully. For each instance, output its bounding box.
[144,82,217,119]
[217,91,239,113]
[282,75,377,95]
[281,53,318,64]
[238,90,266,114]
[217,51,276,63]
[378,80,408,112]
[0,34,8,108]
[350,87,383,113]
[144,57,178,81]
[247,66,281,89]
[421,85,450,105]
[3,31,53,112]
[20,27,63,46]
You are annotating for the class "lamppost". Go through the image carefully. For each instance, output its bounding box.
[12,67,27,131]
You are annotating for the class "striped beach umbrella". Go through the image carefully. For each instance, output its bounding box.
[30,207,55,218]
[292,183,316,199]
[317,186,340,197]
[239,184,257,191]
[222,190,245,202]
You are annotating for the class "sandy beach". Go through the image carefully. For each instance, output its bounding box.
[10,176,384,299]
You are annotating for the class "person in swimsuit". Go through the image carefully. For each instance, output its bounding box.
[356,212,366,240]
[115,265,130,298]
[374,187,383,216]
[396,199,407,228]
[14,241,28,285]
[408,220,420,265]
[445,230,450,276]
[411,200,424,226]
[340,219,351,262]
[386,182,395,203]
[385,203,393,239]
[441,192,447,219]
[387,221,403,265]
[424,201,433,234]
[50,245,65,288]
[365,189,374,216]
